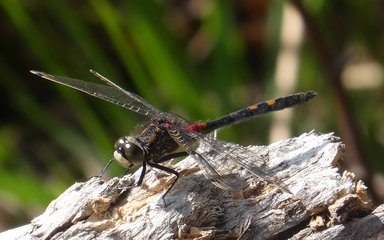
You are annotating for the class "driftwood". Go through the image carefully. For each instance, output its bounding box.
[1,131,382,239]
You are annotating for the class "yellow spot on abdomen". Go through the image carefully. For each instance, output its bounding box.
[247,105,258,110]
[266,99,276,106]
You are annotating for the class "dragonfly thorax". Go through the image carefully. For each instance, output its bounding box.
[113,136,144,168]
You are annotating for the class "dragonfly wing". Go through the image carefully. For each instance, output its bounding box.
[187,150,244,191]
[169,128,288,192]
[30,70,162,117]
[168,128,246,191]
[198,136,290,192]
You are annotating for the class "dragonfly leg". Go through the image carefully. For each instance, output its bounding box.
[121,168,129,177]
[118,162,147,195]
[134,162,147,187]
[98,158,115,177]
[146,161,180,206]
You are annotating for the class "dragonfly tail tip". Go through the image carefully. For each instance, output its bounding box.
[307,91,318,99]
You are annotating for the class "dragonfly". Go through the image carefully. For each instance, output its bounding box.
[31,70,317,203]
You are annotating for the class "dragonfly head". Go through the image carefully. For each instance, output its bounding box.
[113,136,144,168]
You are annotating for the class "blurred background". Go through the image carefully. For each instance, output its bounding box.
[1,0,383,230]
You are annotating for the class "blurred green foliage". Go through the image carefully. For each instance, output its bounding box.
[0,0,383,230]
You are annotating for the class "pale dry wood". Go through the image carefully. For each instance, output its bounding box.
[1,131,381,240]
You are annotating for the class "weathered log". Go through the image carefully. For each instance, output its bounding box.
[1,131,381,239]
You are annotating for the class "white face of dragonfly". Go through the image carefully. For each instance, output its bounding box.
[113,136,144,169]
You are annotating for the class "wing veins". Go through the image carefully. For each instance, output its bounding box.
[30,70,161,117]
[168,129,245,191]
[170,129,288,192]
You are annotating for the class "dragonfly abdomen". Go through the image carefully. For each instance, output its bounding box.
[202,91,317,133]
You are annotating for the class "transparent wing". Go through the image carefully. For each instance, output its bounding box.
[202,138,286,186]
[30,70,162,117]
[167,128,237,190]
[169,128,289,192]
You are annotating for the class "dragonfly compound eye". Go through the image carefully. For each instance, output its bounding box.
[113,137,144,168]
